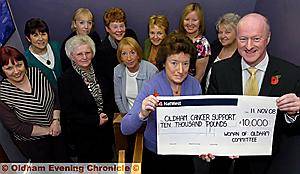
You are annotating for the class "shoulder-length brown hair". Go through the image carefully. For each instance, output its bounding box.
[156,32,196,71]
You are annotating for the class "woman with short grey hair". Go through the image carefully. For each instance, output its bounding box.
[59,35,114,162]
[65,35,95,59]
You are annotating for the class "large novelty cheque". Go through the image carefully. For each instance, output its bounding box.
[156,95,277,156]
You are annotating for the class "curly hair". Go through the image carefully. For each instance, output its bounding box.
[156,32,197,71]
[103,7,126,27]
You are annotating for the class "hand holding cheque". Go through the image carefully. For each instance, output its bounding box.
[156,95,278,157]
[139,94,160,120]
[201,93,300,162]
[138,94,300,161]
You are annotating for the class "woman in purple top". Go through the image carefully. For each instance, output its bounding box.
[121,32,202,174]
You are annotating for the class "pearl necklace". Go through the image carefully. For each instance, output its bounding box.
[126,67,139,77]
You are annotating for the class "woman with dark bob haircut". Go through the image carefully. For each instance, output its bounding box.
[121,32,202,174]
[0,46,66,162]
[24,18,62,88]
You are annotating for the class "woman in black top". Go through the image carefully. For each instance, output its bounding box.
[59,35,114,162]
[60,8,101,72]
[201,13,241,93]
[97,7,138,113]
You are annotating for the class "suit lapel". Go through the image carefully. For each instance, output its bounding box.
[259,57,279,96]
[229,54,243,95]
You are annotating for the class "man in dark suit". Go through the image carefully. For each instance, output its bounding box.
[207,13,300,174]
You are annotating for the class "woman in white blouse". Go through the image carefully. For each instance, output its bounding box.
[114,37,158,113]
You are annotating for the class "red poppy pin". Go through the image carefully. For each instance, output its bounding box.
[153,89,159,97]
[271,75,281,85]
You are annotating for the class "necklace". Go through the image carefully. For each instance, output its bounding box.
[126,67,139,77]
[187,32,201,42]
[38,52,51,65]
[127,71,138,77]
[30,45,51,65]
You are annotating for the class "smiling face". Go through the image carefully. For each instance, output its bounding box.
[26,30,48,52]
[183,11,200,36]
[149,25,166,46]
[71,44,93,71]
[218,24,237,47]
[165,52,190,86]
[2,60,27,84]
[73,14,93,35]
[120,45,140,72]
[105,22,126,41]
[237,14,270,66]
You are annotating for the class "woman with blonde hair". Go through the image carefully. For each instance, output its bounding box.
[114,37,158,113]
[179,2,211,81]
[202,12,241,92]
[60,8,101,72]
[143,15,169,65]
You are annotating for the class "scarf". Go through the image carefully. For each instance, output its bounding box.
[72,61,103,114]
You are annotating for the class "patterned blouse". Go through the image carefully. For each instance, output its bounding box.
[189,35,211,76]
[0,67,55,141]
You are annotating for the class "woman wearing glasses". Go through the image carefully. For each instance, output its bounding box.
[97,7,138,113]
[59,35,114,162]
[114,37,158,113]
[60,8,101,72]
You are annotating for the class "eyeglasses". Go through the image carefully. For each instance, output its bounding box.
[121,50,137,57]
[74,51,92,58]
[76,20,93,26]
[238,36,266,43]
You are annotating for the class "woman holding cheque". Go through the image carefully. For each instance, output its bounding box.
[121,32,201,174]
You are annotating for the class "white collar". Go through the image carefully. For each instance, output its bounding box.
[241,52,269,72]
